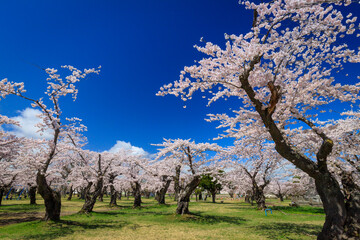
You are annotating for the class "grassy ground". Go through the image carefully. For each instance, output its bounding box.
[0,195,324,240]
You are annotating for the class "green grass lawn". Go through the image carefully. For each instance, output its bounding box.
[0,195,324,240]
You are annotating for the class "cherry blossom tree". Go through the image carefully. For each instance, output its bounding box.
[158,0,360,238]
[81,153,111,213]
[266,179,292,202]
[0,117,22,206]
[104,150,130,207]
[146,155,176,205]
[0,65,99,220]
[153,138,220,214]
[14,138,46,205]
[222,138,284,209]
[117,151,150,208]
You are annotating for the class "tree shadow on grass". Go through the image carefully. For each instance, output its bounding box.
[200,201,233,205]
[83,210,173,217]
[179,211,246,225]
[0,216,42,226]
[255,222,321,240]
[19,219,129,240]
[0,204,42,212]
[133,211,173,216]
[270,206,324,214]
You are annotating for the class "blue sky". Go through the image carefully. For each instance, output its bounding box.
[0,1,358,154]
[0,0,253,153]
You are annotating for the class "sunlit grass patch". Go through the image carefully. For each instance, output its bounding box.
[0,196,325,240]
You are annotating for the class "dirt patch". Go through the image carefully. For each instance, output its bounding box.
[0,210,78,226]
[0,212,43,226]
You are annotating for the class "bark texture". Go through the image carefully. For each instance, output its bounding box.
[253,187,266,210]
[211,191,216,203]
[36,172,61,221]
[176,176,200,214]
[29,186,37,205]
[109,174,118,206]
[173,165,181,201]
[79,177,103,214]
[0,188,4,206]
[132,182,141,208]
[155,177,171,205]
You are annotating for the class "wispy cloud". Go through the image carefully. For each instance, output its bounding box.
[9,108,53,139]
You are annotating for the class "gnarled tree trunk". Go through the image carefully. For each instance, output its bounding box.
[211,191,216,203]
[0,188,4,206]
[109,174,118,206]
[67,186,73,201]
[253,187,266,210]
[173,165,181,201]
[341,173,360,239]
[109,189,118,206]
[314,171,346,239]
[79,177,103,214]
[36,172,61,221]
[132,182,141,208]
[176,176,200,215]
[29,186,37,205]
[156,178,172,205]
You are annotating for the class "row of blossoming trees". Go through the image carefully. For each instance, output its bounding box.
[0,0,360,239]
[0,66,317,218]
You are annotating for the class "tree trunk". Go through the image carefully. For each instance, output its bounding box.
[341,173,360,239]
[278,193,284,202]
[109,174,117,206]
[176,176,200,215]
[29,186,37,205]
[0,188,4,206]
[67,186,73,201]
[211,192,216,203]
[36,172,61,221]
[174,165,181,202]
[314,172,347,240]
[156,179,171,205]
[109,185,117,206]
[132,182,141,208]
[253,187,266,210]
[98,188,104,202]
[80,177,103,214]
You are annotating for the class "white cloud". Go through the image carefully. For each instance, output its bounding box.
[108,140,148,156]
[9,108,53,139]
